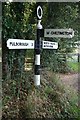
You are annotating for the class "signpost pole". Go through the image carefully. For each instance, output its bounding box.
[34,6,43,86]
[7,5,74,87]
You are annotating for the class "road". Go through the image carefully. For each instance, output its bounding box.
[59,73,78,91]
[59,73,79,105]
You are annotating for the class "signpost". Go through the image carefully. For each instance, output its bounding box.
[34,5,43,86]
[7,39,34,49]
[44,29,74,38]
[42,41,58,49]
[7,39,58,50]
[7,5,74,86]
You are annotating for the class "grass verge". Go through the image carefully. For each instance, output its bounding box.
[2,70,80,119]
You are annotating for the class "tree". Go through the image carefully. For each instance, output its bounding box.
[41,2,79,73]
[2,2,36,79]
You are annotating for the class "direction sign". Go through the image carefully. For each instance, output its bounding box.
[7,39,34,49]
[44,28,74,38]
[42,41,58,49]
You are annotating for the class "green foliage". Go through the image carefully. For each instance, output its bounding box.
[2,70,79,119]
[2,2,80,119]
[41,51,70,73]
[2,2,36,79]
[67,61,79,73]
[41,3,79,73]
[2,2,79,78]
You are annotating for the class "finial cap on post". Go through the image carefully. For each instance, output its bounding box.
[37,6,43,20]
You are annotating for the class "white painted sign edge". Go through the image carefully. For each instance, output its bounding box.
[44,28,74,38]
[7,39,58,50]
[7,39,35,49]
[42,41,58,49]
